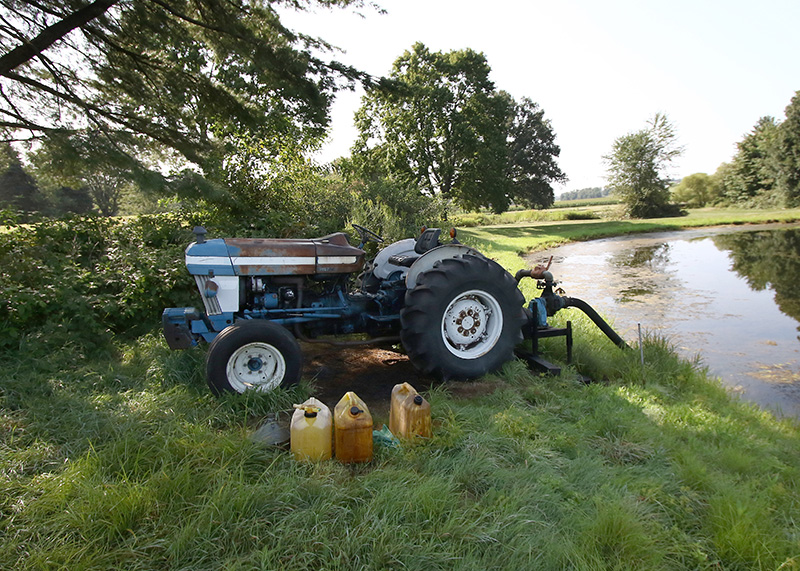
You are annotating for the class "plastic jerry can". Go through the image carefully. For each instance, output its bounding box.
[290,397,332,462]
[334,392,373,463]
[389,382,432,440]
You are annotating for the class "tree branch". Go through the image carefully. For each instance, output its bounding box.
[0,0,119,77]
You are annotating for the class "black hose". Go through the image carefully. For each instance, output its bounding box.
[563,297,629,350]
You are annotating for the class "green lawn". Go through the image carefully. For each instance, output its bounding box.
[2,208,800,570]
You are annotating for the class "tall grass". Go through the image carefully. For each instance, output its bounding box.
[3,210,800,569]
[3,322,800,569]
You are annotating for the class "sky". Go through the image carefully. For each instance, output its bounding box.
[280,0,800,195]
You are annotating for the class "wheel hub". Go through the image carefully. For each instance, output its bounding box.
[441,290,503,359]
[247,357,263,371]
[445,298,486,344]
[226,342,286,392]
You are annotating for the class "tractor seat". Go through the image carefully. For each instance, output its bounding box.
[387,254,419,267]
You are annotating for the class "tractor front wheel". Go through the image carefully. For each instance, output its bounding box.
[400,255,526,381]
[206,321,302,396]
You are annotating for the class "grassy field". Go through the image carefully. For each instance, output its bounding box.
[2,208,800,569]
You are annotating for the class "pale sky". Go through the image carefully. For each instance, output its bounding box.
[280,0,800,194]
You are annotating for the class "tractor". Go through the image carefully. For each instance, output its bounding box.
[162,225,627,395]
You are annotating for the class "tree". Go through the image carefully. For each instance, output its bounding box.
[605,113,683,218]
[352,43,508,211]
[352,44,564,213]
[0,0,367,196]
[0,145,47,212]
[504,95,566,209]
[722,116,779,205]
[775,91,800,207]
[50,186,94,215]
[670,173,722,207]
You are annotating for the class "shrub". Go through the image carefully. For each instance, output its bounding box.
[0,213,203,352]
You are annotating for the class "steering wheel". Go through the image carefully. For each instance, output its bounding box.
[352,224,384,247]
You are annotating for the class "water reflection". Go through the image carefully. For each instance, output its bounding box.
[714,229,800,328]
[610,243,672,302]
[531,224,800,418]
[611,242,672,270]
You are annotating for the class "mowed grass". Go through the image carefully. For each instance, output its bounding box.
[2,208,800,569]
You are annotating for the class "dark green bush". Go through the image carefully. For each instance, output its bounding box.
[0,213,203,352]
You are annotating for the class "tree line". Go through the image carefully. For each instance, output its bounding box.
[672,91,800,209]
[2,2,797,228]
[559,187,610,201]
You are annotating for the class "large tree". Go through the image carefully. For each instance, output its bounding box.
[723,116,780,205]
[775,90,800,207]
[0,0,366,196]
[670,172,722,207]
[605,113,683,218]
[0,144,46,212]
[351,43,564,213]
[504,95,566,209]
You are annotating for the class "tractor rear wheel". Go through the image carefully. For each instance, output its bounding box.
[400,255,526,381]
[206,320,302,395]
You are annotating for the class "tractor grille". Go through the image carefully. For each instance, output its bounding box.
[195,275,222,315]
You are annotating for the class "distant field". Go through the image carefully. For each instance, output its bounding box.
[551,196,618,208]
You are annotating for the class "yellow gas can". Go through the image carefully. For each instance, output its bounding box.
[290,397,332,462]
[389,382,432,440]
[333,392,373,463]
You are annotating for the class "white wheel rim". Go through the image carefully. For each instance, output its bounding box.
[441,289,503,359]
[225,342,286,393]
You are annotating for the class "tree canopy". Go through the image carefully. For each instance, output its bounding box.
[716,90,800,208]
[670,172,722,208]
[605,113,683,218]
[774,91,800,206]
[351,43,564,212]
[722,116,779,205]
[0,0,367,196]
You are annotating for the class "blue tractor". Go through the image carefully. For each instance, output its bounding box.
[162,225,626,395]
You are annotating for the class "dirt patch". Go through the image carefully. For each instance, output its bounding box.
[299,342,503,423]
[300,342,429,423]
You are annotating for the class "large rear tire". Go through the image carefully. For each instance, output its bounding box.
[206,320,302,396]
[400,255,526,381]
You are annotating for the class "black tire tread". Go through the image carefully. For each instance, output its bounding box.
[400,255,525,381]
[206,320,302,396]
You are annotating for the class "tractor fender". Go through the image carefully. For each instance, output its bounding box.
[405,244,481,289]
[371,238,417,280]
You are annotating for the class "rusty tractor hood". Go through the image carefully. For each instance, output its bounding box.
[185,232,365,276]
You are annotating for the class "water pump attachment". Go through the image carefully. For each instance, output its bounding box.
[518,262,628,349]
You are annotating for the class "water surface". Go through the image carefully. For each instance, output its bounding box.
[529,224,800,418]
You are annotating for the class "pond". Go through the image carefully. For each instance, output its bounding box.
[529,224,800,418]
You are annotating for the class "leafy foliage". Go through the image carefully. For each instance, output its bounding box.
[670,172,722,207]
[722,116,780,206]
[0,145,47,214]
[0,214,200,352]
[774,90,800,206]
[718,90,800,208]
[504,95,567,209]
[1,0,368,198]
[605,113,684,218]
[559,187,610,201]
[351,43,564,213]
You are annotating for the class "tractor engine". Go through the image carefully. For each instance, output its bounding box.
[163,227,406,350]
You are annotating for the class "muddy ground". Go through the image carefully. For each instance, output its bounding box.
[299,342,502,424]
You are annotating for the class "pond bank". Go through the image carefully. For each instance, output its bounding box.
[527,224,800,419]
